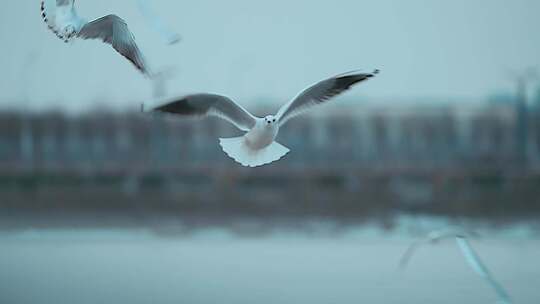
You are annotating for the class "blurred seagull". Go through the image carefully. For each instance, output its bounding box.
[150,66,178,100]
[136,0,181,45]
[40,0,149,75]
[400,227,512,304]
[146,70,379,167]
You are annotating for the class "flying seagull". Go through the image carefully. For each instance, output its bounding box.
[136,0,181,45]
[146,70,378,167]
[40,0,149,75]
[399,227,512,304]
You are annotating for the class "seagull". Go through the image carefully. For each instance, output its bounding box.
[399,227,512,304]
[146,70,378,167]
[40,0,149,75]
[136,0,181,45]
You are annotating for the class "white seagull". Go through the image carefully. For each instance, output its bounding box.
[147,70,379,167]
[400,227,512,304]
[40,0,149,75]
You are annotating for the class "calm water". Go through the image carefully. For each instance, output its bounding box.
[0,228,539,304]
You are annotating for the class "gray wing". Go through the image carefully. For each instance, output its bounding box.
[276,70,378,126]
[77,15,149,75]
[455,237,512,304]
[151,94,257,131]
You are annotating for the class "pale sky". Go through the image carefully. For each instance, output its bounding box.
[1,0,539,112]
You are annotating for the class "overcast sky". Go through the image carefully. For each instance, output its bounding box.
[1,0,539,112]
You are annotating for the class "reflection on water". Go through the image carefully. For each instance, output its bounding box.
[1,227,539,304]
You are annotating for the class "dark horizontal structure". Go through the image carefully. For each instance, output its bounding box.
[0,104,539,170]
[1,102,539,228]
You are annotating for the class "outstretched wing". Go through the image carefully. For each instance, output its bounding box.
[151,94,257,131]
[455,237,512,304]
[77,15,149,75]
[276,70,378,125]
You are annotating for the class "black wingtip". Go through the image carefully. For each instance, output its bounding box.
[336,71,376,86]
[150,95,207,116]
[40,1,47,23]
[365,69,380,78]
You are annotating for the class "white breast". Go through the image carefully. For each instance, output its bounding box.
[244,120,279,150]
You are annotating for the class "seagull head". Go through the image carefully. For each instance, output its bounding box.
[263,115,277,127]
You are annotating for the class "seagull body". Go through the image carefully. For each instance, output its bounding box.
[40,0,149,75]
[219,114,288,167]
[400,227,512,304]
[149,70,379,167]
[244,117,279,150]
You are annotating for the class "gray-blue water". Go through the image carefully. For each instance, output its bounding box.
[1,228,539,304]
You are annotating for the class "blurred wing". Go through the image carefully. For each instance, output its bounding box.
[455,237,512,304]
[399,241,422,269]
[150,66,178,100]
[400,227,466,270]
[77,15,149,75]
[136,0,181,45]
[427,227,468,240]
[151,94,257,131]
[276,70,378,125]
[56,0,73,5]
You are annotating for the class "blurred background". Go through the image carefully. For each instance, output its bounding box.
[1,1,540,304]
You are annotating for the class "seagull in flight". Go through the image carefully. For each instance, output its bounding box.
[399,227,512,304]
[136,0,181,45]
[40,0,149,75]
[146,70,379,167]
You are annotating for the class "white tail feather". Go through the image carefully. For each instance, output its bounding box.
[219,136,290,167]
